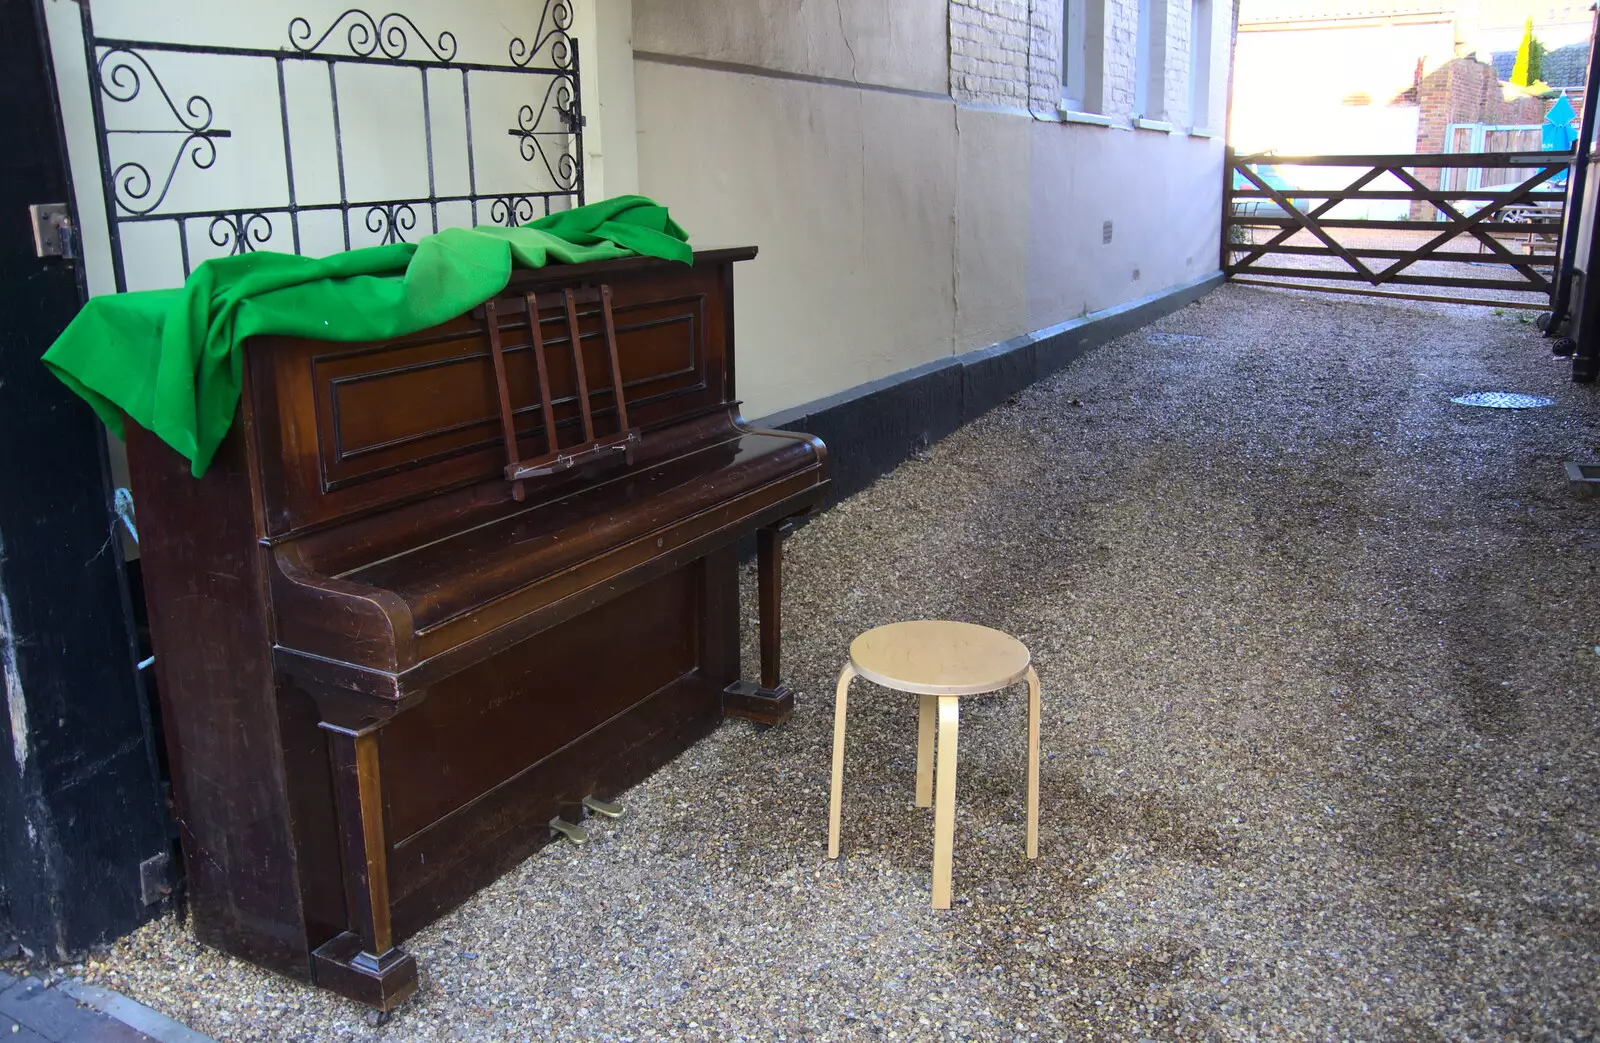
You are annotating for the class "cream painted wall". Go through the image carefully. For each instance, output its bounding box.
[635,19,1228,419]
[634,60,957,414]
[575,0,640,199]
[633,0,949,94]
[954,107,1031,351]
[1031,128,1222,327]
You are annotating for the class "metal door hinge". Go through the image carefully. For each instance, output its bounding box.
[29,203,74,260]
[138,852,172,905]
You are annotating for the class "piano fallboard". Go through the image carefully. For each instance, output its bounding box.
[272,412,824,684]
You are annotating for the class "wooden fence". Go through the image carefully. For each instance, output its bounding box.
[1224,150,1574,310]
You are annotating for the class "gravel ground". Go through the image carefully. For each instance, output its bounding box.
[40,285,1600,1040]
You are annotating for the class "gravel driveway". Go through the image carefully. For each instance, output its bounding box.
[66,284,1600,1041]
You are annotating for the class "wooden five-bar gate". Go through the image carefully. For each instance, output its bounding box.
[1224,150,1575,310]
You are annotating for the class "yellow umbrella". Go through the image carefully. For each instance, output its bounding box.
[1511,16,1534,86]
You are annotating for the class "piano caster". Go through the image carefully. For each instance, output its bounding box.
[310,933,418,1012]
[723,680,795,727]
[582,795,624,819]
[549,817,590,846]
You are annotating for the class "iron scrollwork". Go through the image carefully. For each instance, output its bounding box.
[507,80,580,191]
[288,9,458,62]
[84,0,583,292]
[508,0,574,69]
[208,212,274,254]
[365,203,418,245]
[489,196,540,226]
[97,48,233,217]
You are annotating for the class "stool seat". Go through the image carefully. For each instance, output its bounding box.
[850,620,1031,695]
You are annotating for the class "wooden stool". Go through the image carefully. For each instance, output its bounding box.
[827,620,1040,909]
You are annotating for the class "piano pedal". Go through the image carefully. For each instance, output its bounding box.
[582,795,624,819]
[549,817,590,846]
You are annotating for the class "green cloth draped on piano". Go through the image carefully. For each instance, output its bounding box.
[42,195,692,477]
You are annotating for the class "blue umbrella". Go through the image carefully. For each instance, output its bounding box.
[1544,94,1577,151]
[1542,95,1577,187]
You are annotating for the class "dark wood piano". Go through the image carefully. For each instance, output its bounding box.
[125,246,826,1010]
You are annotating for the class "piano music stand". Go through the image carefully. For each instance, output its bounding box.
[483,284,638,502]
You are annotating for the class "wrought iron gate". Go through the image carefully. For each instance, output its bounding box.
[74,3,584,293]
[1224,150,1573,310]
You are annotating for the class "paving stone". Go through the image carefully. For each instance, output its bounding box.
[2,1012,52,1043]
[0,980,84,1041]
[0,979,155,1043]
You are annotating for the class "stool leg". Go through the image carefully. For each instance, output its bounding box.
[1026,666,1041,860]
[931,695,960,909]
[915,694,935,808]
[827,664,856,859]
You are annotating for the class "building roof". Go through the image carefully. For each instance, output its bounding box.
[1491,41,1590,88]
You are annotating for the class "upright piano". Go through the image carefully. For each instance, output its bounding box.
[125,246,827,1010]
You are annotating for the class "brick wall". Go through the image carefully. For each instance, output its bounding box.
[1410,57,1554,217]
[950,0,1036,108]
[1026,2,1063,113]
[950,0,1222,126]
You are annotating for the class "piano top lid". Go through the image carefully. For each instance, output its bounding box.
[502,245,758,294]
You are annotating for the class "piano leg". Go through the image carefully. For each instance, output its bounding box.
[311,720,419,1011]
[723,522,795,725]
[757,521,786,689]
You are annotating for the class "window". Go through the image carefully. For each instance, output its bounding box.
[1189,0,1214,129]
[1062,0,1088,111]
[1061,0,1109,117]
[1136,0,1182,123]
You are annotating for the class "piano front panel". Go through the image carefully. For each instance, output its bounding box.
[249,260,732,537]
[380,564,698,846]
[377,558,731,935]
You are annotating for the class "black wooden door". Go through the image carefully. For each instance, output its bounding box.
[0,0,169,958]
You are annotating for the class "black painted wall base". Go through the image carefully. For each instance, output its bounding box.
[757,272,1224,502]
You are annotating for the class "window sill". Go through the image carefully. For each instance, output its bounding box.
[1133,118,1175,133]
[1188,127,1220,138]
[1057,107,1116,127]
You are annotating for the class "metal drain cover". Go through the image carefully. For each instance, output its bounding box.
[1449,391,1554,409]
